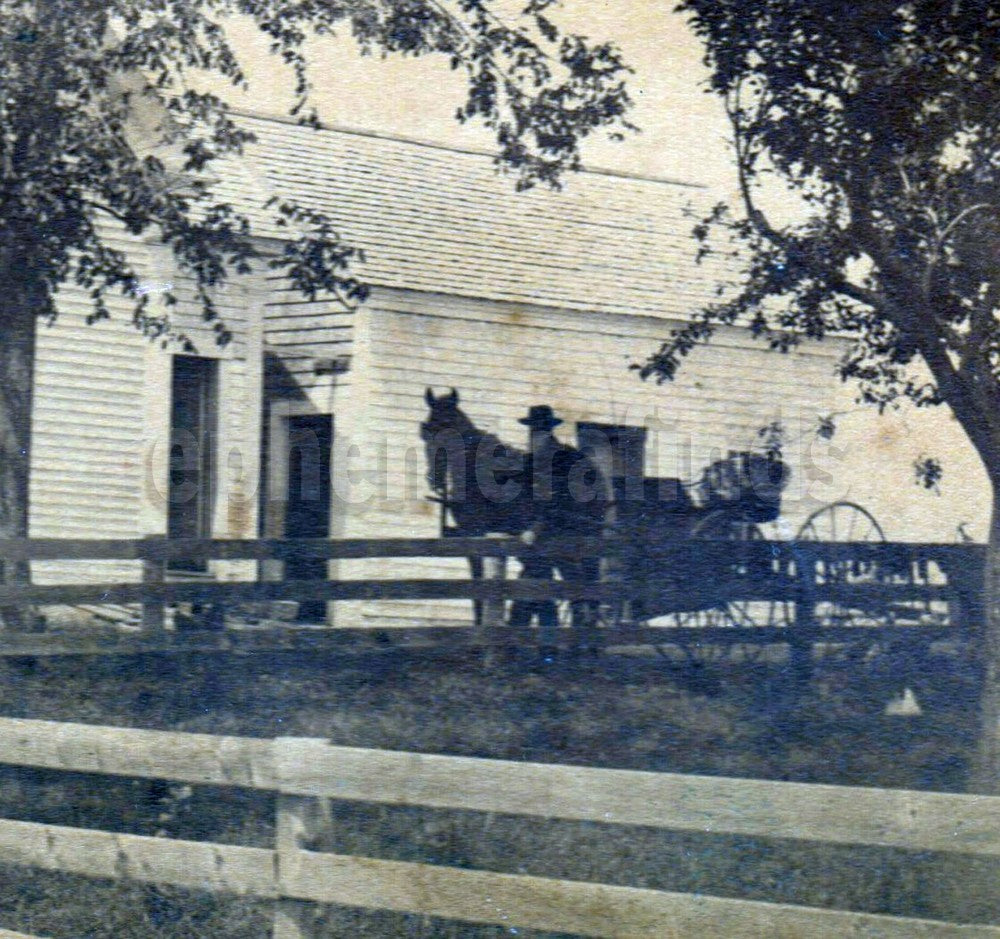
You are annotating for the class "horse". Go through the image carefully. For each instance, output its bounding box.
[420,387,607,630]
[421,388,533,535]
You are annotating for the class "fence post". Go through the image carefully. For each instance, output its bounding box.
[141,535,166,632]
[790,549,816,691]
[274,796,323,938]
[274,737,332,939]
[479,534,508,643]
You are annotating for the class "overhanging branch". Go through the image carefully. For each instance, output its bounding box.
[727,83,784,245]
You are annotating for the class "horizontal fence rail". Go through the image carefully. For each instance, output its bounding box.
[0,718,998,937]
[0,535,986,562]
[0,578,970,607]
[0,717,996,857]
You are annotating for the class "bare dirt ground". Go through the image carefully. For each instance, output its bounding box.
[0,646,994,937]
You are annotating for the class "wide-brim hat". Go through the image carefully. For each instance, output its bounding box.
[518,404,563,429]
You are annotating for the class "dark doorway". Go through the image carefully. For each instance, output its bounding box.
[285,415,333,622]
[168,356,217,572]
[576,422,647,511]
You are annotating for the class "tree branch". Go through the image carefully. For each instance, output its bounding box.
[960,279,1000,395]
[842,198,993,434]
[826,272,883,310]
[727,82,784,244]
[939,202,996,244]
[83,200,131,226]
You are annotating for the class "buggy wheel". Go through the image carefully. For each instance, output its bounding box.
[797,501,885,544]
[796,501,886,635]
[665,510,791,665]
[797,502,893,669]
[796,501,888,666]
[796,501,949,667]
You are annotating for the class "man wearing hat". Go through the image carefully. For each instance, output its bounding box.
[509,404,607,647]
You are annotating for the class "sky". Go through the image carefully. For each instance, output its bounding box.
[211,2,737,195]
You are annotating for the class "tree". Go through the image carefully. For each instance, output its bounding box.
[636,1,1000,792]
[0,0,633,626]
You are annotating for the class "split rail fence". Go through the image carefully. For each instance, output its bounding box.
[0,536,984,658]
[0,716,998,937]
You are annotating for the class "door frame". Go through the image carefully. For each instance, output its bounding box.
[264,401,334,537]
[263,401,335,621]
[166,355,219,573]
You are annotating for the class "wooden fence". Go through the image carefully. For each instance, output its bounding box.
[0,716,997,937]
[0,719,1000,939]
[0,541,991,936]
[0,536,984,661]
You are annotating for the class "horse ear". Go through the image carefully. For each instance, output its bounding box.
[425,387,435,406]
[448,387,459,404]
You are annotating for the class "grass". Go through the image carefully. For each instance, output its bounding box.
[0,646,993,936]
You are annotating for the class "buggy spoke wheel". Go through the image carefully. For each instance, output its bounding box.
[797,502,950,635]
[798,501,884,546]
[797,502,885,626]
[796,502,887,632]
[795,501,952,678]
[662,510,791,663]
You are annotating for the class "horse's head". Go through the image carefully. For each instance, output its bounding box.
[421,387,463,494]
[420,387,532,535]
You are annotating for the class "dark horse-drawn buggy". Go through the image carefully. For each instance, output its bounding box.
[421,389,962,639]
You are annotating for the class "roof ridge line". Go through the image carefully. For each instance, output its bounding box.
[229,108,708,190]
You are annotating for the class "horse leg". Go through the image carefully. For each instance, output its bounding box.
[562,556,601,654]
[468,554,483,627]
[510,556,548,631]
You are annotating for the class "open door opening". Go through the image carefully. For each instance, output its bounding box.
[168,356,217,573]
[285,415,333,622]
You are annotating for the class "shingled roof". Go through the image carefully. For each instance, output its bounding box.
[227,113,734,319]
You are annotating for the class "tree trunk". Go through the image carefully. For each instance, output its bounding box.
[0,278,38,631]
[970,483,1000,794]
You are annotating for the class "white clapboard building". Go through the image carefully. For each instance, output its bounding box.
[25,112,990,625]
[240,115,988,627]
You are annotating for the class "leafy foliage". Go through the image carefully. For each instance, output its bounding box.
[638,1,1000,478]
[756,419,785,460]
[0,0,633,345]
[816,414,837,441]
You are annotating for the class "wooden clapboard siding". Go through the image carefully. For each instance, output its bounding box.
[326,288,839,627]
[142,239,254,362]
[28,218,265,589]
[30,219,151,585]
[362,293,838,453]
[263,274,356,398]
[161,287,249,360]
